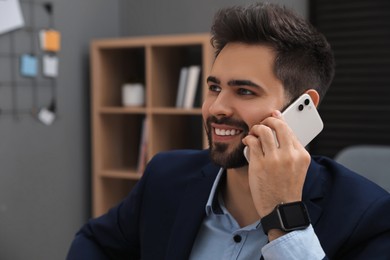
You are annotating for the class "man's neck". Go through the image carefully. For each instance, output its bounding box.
[222,167,260,227]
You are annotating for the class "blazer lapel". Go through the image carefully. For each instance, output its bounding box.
[165,163,220,260]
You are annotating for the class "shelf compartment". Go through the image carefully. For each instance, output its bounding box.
[93,178,138,216]
[92,46,146,107]
[149,114,204,157]
[149,45,203,108]
[97,114,145,172]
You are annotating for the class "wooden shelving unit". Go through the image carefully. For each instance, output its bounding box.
[91,33,214,216]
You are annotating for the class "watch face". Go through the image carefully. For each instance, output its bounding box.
[278,202,311,230]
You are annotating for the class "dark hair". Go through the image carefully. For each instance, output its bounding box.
[210,2,335,100]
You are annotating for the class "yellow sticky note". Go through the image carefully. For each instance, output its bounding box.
[43,29,61,52]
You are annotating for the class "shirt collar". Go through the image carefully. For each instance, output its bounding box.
[205,167,226,216]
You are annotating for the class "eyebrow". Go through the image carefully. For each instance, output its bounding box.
[207,76,220,84]
[228,79,261,89]
[207,76,263,90]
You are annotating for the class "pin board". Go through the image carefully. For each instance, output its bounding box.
[0,0,60,125]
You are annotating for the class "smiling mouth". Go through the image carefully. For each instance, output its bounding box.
[214,127,243,136]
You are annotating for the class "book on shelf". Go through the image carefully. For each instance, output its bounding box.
[183,65,201,108]
[136,117,148,174]
[175,65,201,108]
[175,67,189,107]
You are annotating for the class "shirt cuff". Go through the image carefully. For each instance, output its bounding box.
[261,224,325,259]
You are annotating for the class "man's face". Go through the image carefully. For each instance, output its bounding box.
[202,43,287,168]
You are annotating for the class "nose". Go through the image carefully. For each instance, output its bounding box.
[207,91,233,118]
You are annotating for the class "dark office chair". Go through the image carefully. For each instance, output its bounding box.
[334,145,390,192]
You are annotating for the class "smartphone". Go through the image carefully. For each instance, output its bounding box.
[243,93,323,162]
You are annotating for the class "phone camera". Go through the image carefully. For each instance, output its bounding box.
[304,99,310,105]
[298,104,304,111]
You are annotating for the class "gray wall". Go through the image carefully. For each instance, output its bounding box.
[0,0,306,259]
[121,0,307,36]
[0,0,120,259]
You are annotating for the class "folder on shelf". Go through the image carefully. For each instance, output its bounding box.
[137,118,148,174]
[175,67,189,107]
[182,65,201,109]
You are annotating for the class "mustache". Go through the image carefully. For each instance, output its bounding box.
[205,116,249,134]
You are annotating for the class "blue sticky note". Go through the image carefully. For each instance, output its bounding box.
[20,54,38,77]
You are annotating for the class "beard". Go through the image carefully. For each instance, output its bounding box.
[205,116,249,169]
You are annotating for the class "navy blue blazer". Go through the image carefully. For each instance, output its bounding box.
[67,150,390,259]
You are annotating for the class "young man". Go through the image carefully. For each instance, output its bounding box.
[67,3,390,259]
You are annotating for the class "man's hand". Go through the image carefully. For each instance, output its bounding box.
[242,110,311,219]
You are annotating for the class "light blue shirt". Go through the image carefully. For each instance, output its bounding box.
[189,168,325,260]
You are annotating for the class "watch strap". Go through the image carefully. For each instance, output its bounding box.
[261,206,281,235]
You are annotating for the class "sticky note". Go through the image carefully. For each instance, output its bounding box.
[0,0,25,35]
[20,54,38,77]
[40,29,61,52]
[45,30,61,51]
[43,54,59,77]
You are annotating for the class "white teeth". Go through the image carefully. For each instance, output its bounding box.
[215,128,241,136]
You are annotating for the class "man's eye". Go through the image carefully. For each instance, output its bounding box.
[209,85,221,92]
[237,88,254,95]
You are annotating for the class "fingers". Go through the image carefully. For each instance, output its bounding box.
[251,124,279,154]
[243,135,263,160]
[268,111,295,150]
[246,110,298,151]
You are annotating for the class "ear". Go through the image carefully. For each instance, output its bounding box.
[305,89,320,107]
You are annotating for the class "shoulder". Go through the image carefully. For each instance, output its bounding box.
[308,156,390,257]
[308,155,390,230]
[142,149,219,184]
[137,149,220,214]
[306,155,389,229]
[146,149,213,174]
[148,149,211,167]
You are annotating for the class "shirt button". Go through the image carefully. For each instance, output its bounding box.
[233,235,242,243]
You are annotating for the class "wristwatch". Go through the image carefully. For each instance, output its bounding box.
[261,201,311,235]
